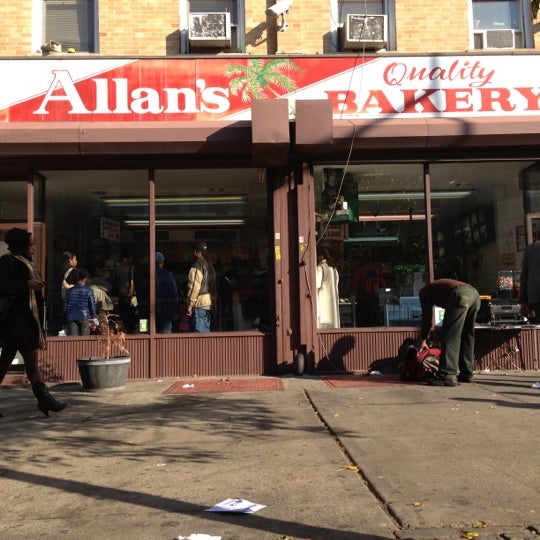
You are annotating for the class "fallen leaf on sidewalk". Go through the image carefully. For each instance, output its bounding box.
[472,521,487,528]
[413,501,424,507]
[461,532,479,539]
[340,465,360,471]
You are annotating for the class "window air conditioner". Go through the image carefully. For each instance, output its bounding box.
[473,29,522,49]
[341,14,387,50]
[188,12,231,47]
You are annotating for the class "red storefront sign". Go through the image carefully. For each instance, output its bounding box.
[1,55,539,122]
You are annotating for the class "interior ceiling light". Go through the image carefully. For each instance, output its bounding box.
[359,214,432,222]
[344,236,400,243]
[357,190,473,201]
[124,219,245,227]
[102,195,247,206]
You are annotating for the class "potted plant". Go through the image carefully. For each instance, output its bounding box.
[76,313,131,391]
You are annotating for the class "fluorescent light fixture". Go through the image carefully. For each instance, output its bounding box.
[344,236,400,243]
[357,190,473,201]
[102,195,247,207]
[125,219,245,227]
[359,214,430,222]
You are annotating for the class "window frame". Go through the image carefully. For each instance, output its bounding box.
[40,0,98,53]
[469,0,533,49]
[331,0,396,52]
[180,0,245,53]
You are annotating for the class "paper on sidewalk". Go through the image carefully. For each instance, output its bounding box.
[204,498,266,513]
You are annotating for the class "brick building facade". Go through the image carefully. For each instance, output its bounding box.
[0,1,537,56]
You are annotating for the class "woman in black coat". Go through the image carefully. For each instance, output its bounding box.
[0,228,68,416]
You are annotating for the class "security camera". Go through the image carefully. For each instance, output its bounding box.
[266,0,293,17]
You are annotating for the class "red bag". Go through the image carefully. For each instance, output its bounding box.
[399,339,440,381]
[176,304,191,333]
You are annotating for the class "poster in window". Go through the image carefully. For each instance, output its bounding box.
[100,217,120,242]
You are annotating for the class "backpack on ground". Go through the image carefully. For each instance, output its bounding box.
[398,338,440,382]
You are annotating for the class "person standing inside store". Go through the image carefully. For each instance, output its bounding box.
[316,246,340,328]
[0,228,68,417]
[64,268,98,336]
[419,278,481,386]
[60,251,78,299]
[116,253,137,333]
[518,240,540,322]
[155,252,179,334]
[186,242,216,333]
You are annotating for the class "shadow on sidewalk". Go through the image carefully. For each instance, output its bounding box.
[0,468,391,540]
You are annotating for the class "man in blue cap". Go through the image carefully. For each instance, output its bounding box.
[155,252,178,333]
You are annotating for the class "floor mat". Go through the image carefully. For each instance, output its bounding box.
[320,374,408,388]
[164,377,284,394]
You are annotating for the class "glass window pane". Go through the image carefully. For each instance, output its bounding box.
[338,1,384,20]
[0,180,27,221]
[430,161,532,305]
[472,0,518,29]
[155,168,269,333]
[315,164,426,328]
[189,0,238,24]
[44,0,95,52]
[41,169,148,336]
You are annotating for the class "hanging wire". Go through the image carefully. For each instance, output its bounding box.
[302,1,376,372]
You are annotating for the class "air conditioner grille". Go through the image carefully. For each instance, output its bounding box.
[347,14,385,42]
[485,29,514,48]
[190,13,229,39]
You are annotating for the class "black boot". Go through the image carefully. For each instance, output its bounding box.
[32,382,69,417]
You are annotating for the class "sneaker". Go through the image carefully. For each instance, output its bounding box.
[427,376,459,387]
[457,376,474,383]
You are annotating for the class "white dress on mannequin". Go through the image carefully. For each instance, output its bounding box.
[316,259,340,329]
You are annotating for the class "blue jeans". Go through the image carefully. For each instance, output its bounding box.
[156,319,173,334]
[192,308,211,333]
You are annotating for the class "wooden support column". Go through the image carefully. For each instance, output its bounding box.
[295,163,318,373]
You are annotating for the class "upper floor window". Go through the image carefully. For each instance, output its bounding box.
[472,0,529,49]
[333,0,395,52]
[43,0,96,53]
[184,0,244,53]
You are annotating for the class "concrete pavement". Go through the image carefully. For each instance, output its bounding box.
[1,371,540,540]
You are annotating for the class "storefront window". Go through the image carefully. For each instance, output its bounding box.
[155,168,269,333]
[42,170,149,336]
[315,164,426,327]
[430,161,533,308]
[316,160,534,328]
[0,180,27,222]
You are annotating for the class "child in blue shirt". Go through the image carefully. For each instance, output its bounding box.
[64,268,97,336]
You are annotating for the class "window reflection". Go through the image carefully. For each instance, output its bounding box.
[43,170,149,336]
[316,160,535,328]
[316,164,426,327]
[154,169,269,333]
[41,168,270,335]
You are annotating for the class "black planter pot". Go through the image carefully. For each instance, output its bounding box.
[76,356,131,391]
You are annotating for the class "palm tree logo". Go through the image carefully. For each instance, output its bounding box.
[224,58,301,102]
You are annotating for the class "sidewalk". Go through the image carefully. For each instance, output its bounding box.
[1,371,540,540]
